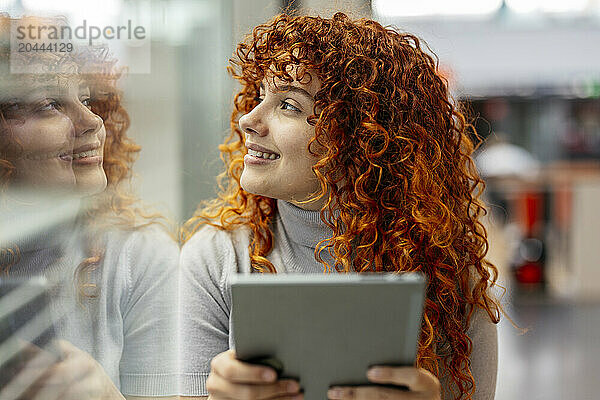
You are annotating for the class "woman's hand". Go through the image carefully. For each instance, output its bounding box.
[0,340,124,400]
[207,350,302,400]
[328,366,441,400]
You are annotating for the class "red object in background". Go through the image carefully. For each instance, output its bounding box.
[515,262,544,284]
[519,192,543,236]
[512,190,546,286]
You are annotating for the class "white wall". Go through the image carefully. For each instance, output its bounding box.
[122,42,182,221]
[300,0,370,17]
[377,16,600,96]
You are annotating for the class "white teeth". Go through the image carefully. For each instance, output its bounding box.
[73,149,100,159]
[25,148,100,161]
[247,148,280,160]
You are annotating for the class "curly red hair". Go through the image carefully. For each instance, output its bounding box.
[184,12,501,399]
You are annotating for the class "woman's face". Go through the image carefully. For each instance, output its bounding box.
[239,71,325,210]
[2,75,107,196]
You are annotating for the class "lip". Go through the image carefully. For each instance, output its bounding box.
[245,142,280,156]
[245,154,279,166]
[72,142,103,166]
[25,150,72,162]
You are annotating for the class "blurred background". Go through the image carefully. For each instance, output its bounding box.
[2,0,599,398]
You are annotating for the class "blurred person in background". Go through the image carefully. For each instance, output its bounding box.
[475,135,546,288]
[0,16,178,400]
[180,11,501,400]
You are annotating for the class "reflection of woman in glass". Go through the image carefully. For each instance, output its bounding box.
[0,17,178,400]
[181,12,501,400]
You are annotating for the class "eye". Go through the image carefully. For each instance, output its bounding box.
[80,97,92,109]
[37,99,61,112]
[280,100,301,113]
[4,102,23,113]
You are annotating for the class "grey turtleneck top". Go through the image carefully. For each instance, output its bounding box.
[2,218,179,396]
[179,200,497,399]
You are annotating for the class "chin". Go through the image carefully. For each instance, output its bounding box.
[240,178,264,197]
[240,172,275,199]
[75,174,108,197]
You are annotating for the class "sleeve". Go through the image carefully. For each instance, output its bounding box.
[467,307,498,400]
[178,226,235,397]
[440,307,498,400]
[117,227,180,397]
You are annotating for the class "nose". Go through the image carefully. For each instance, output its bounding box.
[71,103,103,138]
[239,102,267,137]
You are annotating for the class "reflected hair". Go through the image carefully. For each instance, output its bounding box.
[0,16,145,298]
[184,12,502,399]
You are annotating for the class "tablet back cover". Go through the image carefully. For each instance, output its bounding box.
[231,274,425,400]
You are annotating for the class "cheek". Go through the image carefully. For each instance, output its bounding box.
[96,125,107,156]
[9,117,74,154]
[276,135,321,194]
[283,149,318,178]
[280,129,319,173]
[98,124,107,144]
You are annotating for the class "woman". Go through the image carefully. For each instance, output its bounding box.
[0,16,178,400]
[180,12,501,400]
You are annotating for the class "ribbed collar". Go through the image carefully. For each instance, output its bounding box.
[276,200,334,249]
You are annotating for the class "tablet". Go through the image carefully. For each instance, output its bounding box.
[231,273,426,400]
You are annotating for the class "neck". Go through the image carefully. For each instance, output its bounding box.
[277,199,333,248]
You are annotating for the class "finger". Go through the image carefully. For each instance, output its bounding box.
[211,350,278,384]
[367,367,441,394]
[206,372,300,400]
[328,386,411,400]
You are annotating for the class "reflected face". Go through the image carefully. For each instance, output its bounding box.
[239,72,324,210]
[1,75,107,195]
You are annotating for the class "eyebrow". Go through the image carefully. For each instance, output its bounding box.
[20,81,88,98]
[260,83,314,101]
[25,84,54,94]
[15,85,56,101]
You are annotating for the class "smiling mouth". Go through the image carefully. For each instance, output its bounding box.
[25,148,101,162]
[72,148,101,160]
[247,148,280,160]
[26,151,73,161]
